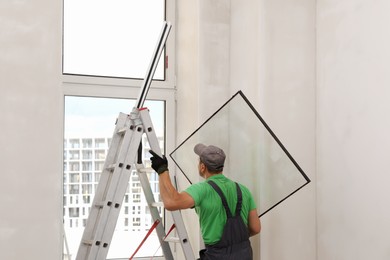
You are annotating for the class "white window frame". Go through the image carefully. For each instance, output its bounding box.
[62,86,177,156]
[62,87,177,260]
[62,0,176,89]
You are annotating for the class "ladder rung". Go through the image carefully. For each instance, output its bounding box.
[94,202,104,208]
[138,167,154,174]
[106,164,115,170]
[151,202,164,207]
[82,239,93,246]
[117,127,127,135]
[164,237,180,243]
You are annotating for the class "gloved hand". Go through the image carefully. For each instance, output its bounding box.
[149,150,169,175]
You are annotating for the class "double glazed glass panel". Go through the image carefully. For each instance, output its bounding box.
[170,91,310,217]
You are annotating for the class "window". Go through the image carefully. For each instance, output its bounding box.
[94,150,105,160]
[63,0,166,80]
[132,193,141,203]
[69,173,79,183]
[82,195,90,204]
[62,1,176,259]
[69,139,80,148]
[69,184,79,194]
[69,162,79,171]
[82,139,92,148]
[133,217,141,226]
[69,150,79,160]
[94,138,106,148]
[82,172,92,182]
[94,162,104,172]
[69,208,79,218]
[82,184,92,194]
[63,96,171,259]
[82,162,92,171]
[82,150,92,160]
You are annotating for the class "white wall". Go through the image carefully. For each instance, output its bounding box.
[175,0,202,255]
[177,0,316,259]
[176,0,233,256]
[0,0,63,259]
[230,0,317,259]
[317,0,390,259]
[177,0,390,259]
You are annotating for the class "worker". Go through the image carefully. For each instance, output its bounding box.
[149,143,261,260]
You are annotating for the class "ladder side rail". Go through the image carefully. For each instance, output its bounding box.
[87,116,139,259]
[96,125,146,259]
[76,113,129,259]
[140,109,196,260]
[134,108,174,259]
[170,211,196,260]
[136,165,174,260]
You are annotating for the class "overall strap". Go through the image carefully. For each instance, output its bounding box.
[208,181,243,218]
[235,182,243,216]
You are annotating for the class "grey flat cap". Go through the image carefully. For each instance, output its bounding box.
[194,143,226,172]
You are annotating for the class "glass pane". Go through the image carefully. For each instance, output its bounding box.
[63,0,165,79]
[170,91,310,217]
[63,96,165,259]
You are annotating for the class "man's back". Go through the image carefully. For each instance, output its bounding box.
[185,174,257,245]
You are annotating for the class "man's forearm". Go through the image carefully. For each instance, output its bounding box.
[158,171,179,210]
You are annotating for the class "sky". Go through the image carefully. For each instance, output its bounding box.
[64,96,164,138]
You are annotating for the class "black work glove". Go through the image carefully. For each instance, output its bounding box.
[149,150,169,175]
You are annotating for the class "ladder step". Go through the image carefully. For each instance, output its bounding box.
[151,202,164,207]
[117,127,127,135]
[164,237,180,243]
[94,202,104,208]
[138,167,154,174]
[106,164,115,171]
[81,239,93,246]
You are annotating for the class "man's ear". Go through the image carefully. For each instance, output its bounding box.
[200,163,207,173]
[200,162,206,172]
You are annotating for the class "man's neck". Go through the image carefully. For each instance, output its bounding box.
[204,172,222,179]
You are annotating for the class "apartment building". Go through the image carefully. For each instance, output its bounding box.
[63,136,163,257]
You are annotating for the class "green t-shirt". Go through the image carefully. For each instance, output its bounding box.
[184,174,257,245]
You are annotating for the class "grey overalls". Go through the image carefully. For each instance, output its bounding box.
[199,180,253,260]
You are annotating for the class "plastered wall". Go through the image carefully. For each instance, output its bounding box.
[177,0,316,259]
[177,0,390,260]
[230,1,317,259]
[0,0,63,259]
[317,0,390,259]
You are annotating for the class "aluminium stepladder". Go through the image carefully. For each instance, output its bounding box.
[75,21,195,260]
